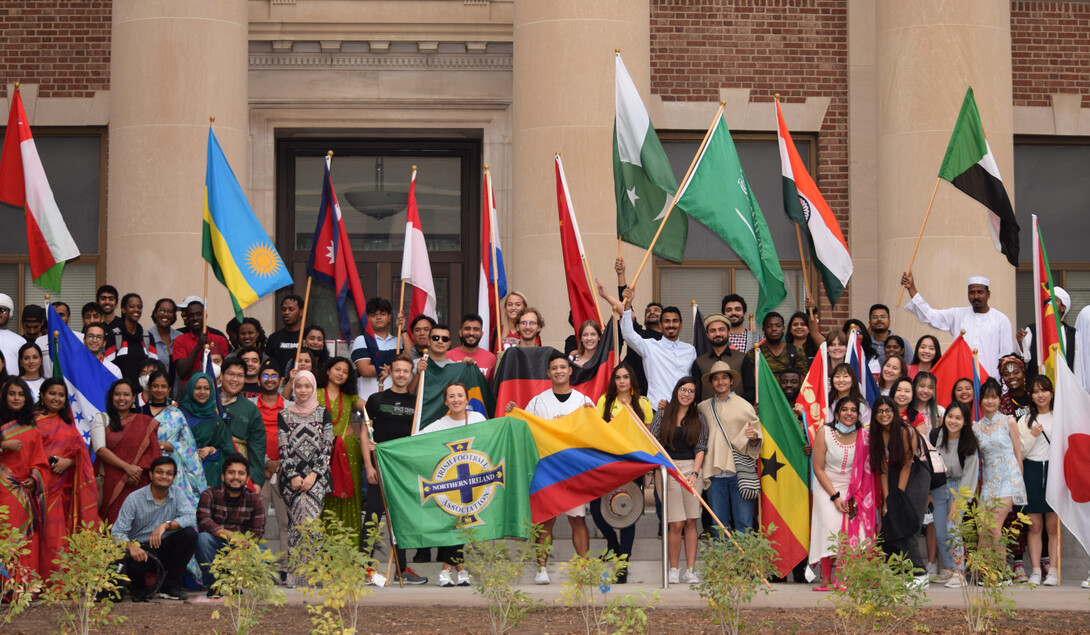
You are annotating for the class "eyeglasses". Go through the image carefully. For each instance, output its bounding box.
[260,373,278,381]
[519,321,538,327]
[678,387,696,394]
[874,408,895,415]
[85,334,104,341]
[223,371,245,379]
[430,335,451,342]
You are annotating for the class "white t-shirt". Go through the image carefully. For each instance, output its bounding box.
[422,411,486,434]
[526,388,593,420]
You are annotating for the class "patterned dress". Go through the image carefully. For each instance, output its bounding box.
[318,389,362,549]
[974,412,1027,505]
[277,407,332,587]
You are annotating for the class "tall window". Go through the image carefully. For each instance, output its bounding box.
[276,136,482,339]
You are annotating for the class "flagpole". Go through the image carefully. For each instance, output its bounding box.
[581,254,605,327]
[202,262,210,337]
[794,225,815,318]
[360,404,403,587]
[410,352,429,435]
[486,166,504,355]
[627,101,727,292]
[294,276,313,371]
[895,176,942,307]
[612,307,620,362]
[395,279,406,355]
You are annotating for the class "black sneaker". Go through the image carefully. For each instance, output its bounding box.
[156,587,189,601]
[131,592,150,603]
[398,567,428,585]
[413,549,431,563]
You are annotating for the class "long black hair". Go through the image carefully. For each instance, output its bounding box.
[842,320,876,363]
[105,378,140,432]
[36,377,72,424]
[830,397,862,431]
[869,395,912,477]
[1027,375,1054,428]
[17,342,43,378]
[932,402,978,467]
[828,362,864,406]
[318,356,359,396]
[889,376,918,424]
[0,377,37,429]
[658,377,703,451]
[602,363,646,423]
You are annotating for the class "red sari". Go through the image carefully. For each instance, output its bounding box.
[0,420,49,582]
[97,414,161,524]
[37,414,99,582]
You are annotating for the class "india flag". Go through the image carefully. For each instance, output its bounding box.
[0,87,80,294]
[776,100,852,305]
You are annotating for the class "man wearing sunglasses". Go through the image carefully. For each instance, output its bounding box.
[416,323,454,375]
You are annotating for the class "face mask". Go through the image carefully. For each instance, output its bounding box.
[211,363,222,379]
[834,421,856,435]
[138,375,150,391]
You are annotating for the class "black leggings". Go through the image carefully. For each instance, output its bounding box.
[436,545,464,567]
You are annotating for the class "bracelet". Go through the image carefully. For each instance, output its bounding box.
[689,471,699,477]
[830,491,841,502]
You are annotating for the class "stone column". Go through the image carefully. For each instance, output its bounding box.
[511,0,649,348]
[108,0,249,329]
[875,4,1015,348]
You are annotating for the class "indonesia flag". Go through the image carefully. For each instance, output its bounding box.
[776,100,852,305]
[0,87,80,294]
[402,167,437,322]
[555,155,600,330]
[478,167,507,352]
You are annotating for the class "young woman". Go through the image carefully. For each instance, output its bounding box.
[877,355,907,396]
[302,325,330,372]
[890,377,925,431]
[914,370,946,578]
[826,330,849,370]
[17,342,44,403]
[883,335,907,363]
[912,372,944,432]
[113,293,153,381]
[650,377,708,585]
[177,373,236,487]
[810,398,875,591]
[1018,375,1058,586]
[500,291,531,350]
[318,357,367,548]
[569,320,602,369]
[147,297,180,373]
[237,317,268,354]
[951,378,976,414]
[909,335,942,378]
[277,370,333,588]
[973,378,1027,573]
[842,320,879,375]
[870,395,930,583]
[91,378,162,524]
[0,377,49,582]
[998,355,1032,421]
[36,378,98,582]
[930,402,980,588]
[788,312,822,363]
[826,363,871,427]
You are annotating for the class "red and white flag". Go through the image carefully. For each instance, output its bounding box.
[0,88,80,293]
[796,341,828,440]
[478,168,507,352]
[1046,360,1090,557]
[401,167,437,322]
[554,155,599,330]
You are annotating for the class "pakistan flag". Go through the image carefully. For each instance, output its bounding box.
[613,53,688,263]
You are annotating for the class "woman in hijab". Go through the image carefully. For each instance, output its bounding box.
[177,372,236,487]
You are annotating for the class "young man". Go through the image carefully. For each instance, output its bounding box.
[721,294,760,353]
[172,299,230,385]
[696,361,761,535]
[238,347,263,398]
[447,313,496,381]
[81,301,104,327]
[614,254,663,398]
[250,360,291,580]
[84,323,123,379]
[868,303,897,365]
[352,297,400,399]
[740,312,808,404]
[20,304,45,342]
[514,307,545,348]
[111,456,198,602]
[362,354,427,585]
[38,301,78,376]
[265,294,305,373]
[219,358,266,486]
[0,294,25,372]
[195,453,266,598]
[97,284,123,333]
[505,351,594,585]
[691,313,746,398]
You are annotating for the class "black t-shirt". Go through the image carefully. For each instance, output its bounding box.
[365,389,416,444]
[265,328,301,374]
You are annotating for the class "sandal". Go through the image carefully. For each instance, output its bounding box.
[811,585,830,592]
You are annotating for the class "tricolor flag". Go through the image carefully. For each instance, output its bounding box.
[776,100,852,304]
[402,167,437,322]
[930,333,990,412]
[613,52,687,263]
[756,346,810,577]
[203,128,293,320]
[0,87,80,293]
[555,155,600,331]
[1046,360,1090,558]
[47,303,115,451]
[1031,214,1065,383]
[938,87,1019,266]
[306,155,377,363]
[796,341,829,440]
[478,168,507,353]
[846,329,879,406]
[492,329,616,415]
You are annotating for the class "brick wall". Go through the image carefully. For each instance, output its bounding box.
[0,1,112,98]
[1011,2,1090,108]
[650,0,851,320]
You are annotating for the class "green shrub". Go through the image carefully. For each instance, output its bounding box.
[696,526,778,635]
[0,505,37,628]
[42,522,128,635]
[560,549,656,635]
[461,524,549,635]
[827,534,928,634]
[209,532,285,635]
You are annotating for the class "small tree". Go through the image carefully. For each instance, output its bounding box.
[947,488,1027,632]
[209,532,285,635]
[696,526,778,635]
[559,549,655,635]
[827,534,928,635]
[0,506,37,628]
[42,522,128,635]
[461,524,549,635]
[292,512,383,634]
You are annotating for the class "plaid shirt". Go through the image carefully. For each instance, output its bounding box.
[196,485,265,538]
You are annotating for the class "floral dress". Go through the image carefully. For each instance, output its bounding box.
[974,412,1027,505]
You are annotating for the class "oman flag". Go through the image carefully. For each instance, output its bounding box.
[776,100,852,305]
[0,87,80,293]
[1031,214,1065,383]
[402,167,437,322]
[555,154,600,331]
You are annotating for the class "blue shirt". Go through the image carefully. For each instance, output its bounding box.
[620,310,697,407]
[111,485,196,544]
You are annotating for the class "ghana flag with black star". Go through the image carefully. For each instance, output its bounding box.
[756,352,810,577]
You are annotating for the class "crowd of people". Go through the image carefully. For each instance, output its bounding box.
[0,255,1087,599]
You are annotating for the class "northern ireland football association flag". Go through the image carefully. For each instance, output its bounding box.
[402,167,437,322]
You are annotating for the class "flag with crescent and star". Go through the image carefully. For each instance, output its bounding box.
[47,302,115,456]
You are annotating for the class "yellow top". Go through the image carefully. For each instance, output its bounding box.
[596,395,653,424]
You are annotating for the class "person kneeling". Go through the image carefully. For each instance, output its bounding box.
[111,456,198,601]
[196,453,266,598]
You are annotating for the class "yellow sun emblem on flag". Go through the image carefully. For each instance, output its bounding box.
[246,243,282,279]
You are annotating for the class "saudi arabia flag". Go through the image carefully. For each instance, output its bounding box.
[675,114,786,321]
[613,53,687,263]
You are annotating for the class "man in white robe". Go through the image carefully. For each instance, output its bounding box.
[1074,305,1090,393]
[900,273,1014,376]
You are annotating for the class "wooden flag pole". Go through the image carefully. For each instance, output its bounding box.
[293,276,313,371]
[395,279,407,354]
[627,101,727,292]
[612,307,620,362]
[359,405,403,587]
[581,255,605,327]
[895,176,943,307]
[794,224,815,319]
[486,166,505,354]
[409,352,429,436]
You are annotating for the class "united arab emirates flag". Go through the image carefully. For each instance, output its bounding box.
[613,53,687,263]
[938,87,1019,266]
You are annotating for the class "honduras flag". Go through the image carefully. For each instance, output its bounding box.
[47,303,117,450]
[846,329,879,407]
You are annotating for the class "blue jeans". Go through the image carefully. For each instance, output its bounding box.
[930,485,955,570]
[706,475,756,533]
[196,532,228,589]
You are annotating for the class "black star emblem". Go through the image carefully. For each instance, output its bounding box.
[760,452,784,481]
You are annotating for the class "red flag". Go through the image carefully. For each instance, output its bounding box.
[930,333,990,409]
[478,168,507,353]
[796,342,828,441]
[555,155,600,331]
[402,168,437,322]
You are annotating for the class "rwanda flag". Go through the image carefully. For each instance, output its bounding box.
[756,352,810,577]
[203,128,293,320]
[416,360,495,432]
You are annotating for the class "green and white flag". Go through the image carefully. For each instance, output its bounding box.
[675,114,786,322]
[613,53,687,263]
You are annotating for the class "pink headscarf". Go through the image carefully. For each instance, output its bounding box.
[288,370,319,417]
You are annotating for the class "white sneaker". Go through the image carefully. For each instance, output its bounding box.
[681,568,701,584]
[925,562,938,578]
[456,569,471,586]
[1082,573,1090,589]
[1042,573,1058,587]
[534,566,551,585]
[668,567,680,584]
[1027,572,1041,586]
[437,569,454,587]
[909,573,929,590]
[935,568,954,582]
[944,572,965,588]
